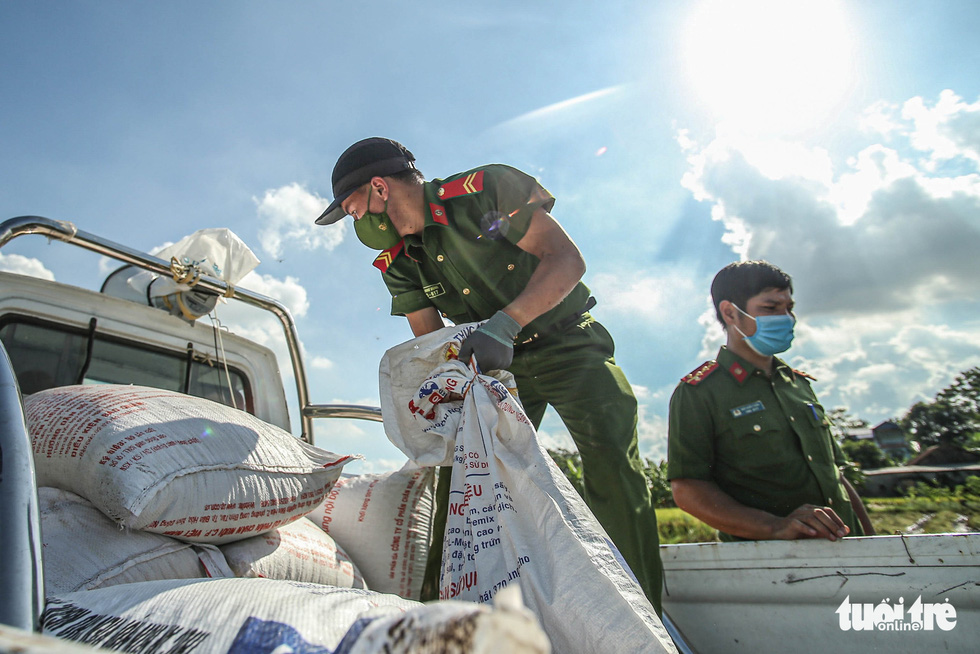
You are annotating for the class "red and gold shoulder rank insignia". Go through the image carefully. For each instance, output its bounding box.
[436,170,485,200]
[793,368,817,381]
[372,241,404,273]
[682,361,718,385]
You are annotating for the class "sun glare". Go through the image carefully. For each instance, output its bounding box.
[682,0,854,135]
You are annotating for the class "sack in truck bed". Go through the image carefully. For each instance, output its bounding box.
[42,578,550,654]
[26,384,354,544]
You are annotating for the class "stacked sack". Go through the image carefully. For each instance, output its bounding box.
[27,385,551,652]
[27,384,357,594]
[43,579,549,653]
[27,384,352,543]
[307,462,435,600]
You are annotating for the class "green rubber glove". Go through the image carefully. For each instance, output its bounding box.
[458,311,522,372]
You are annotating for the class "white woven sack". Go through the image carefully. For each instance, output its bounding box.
[26,385,353,544]
[307,462,434,600]
[219,516,366,588]
[379,330,677,654]
[42,578,549,654]
[379,323,518,467]
[39,487,232,596]
[345,586,550,654]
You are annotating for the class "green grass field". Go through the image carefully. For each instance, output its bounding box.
[656,497,980,544]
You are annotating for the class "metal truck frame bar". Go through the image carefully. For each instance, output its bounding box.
[0,216,383,443]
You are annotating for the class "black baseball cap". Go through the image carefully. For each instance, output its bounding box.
[314,137,417,225]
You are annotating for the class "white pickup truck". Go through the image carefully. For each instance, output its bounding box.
[2,216,976,654]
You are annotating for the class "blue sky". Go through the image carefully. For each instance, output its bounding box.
[3,1,980,472]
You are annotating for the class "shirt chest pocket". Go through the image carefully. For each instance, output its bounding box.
[425,238,514,296]
[721,410,799,473]
[463,246,530,297]
[423,284,469,320]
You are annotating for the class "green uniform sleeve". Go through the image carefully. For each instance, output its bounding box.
[667,383,716,481]
[482,165,556,245]
[808,387,847,468]
[382,251,431,316]
[831,434,848,467]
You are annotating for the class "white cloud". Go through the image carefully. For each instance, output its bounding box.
[637,401,668,463]
[310,414,406,475]
[0,253,55,280]
[681,96,980,317]
[860,100,905,136]
[788,312,980,423]
[254,183,347,259]
[589,270,700,324]
[831,145,919,224]
[310,356,334,370]
[631,384,650,400]
[237,271,309,318]
[902,90,980,167]
[696,304,726,360]
[679,89,980,424]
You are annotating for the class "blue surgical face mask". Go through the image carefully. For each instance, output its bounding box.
[733,304,796,356]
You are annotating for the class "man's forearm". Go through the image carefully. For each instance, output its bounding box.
[406,307,445,337]
[506,209,585,327]
[504,251,584,326]
[671,478,781,539]
[671,478,851,541]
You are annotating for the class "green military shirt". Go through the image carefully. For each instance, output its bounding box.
[375,164,592,344]
[667,346,862,541]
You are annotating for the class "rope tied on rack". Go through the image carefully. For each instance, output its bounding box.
[169,256,235,298]
[170,257,202,287]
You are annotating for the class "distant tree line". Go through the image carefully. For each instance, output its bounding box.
[902,367,980,449]
[829,367,979,466]
[548,367,980,504]
[547,448,674,508]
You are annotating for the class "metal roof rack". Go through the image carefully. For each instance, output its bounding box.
[0,216,381,445]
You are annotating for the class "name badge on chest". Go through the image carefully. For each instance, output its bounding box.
[424,283,446,299]
[730,400,765,418]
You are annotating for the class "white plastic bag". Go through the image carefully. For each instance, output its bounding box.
[132,227,260,298]
[379,328,677,654]
[127,228,260,319]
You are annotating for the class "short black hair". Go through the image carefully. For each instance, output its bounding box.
[710,260,793,325]
[389,167,425,185]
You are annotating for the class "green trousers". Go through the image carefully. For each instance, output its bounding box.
[421,318,663,615]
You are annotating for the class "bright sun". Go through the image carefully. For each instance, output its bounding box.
[681,0,855,134]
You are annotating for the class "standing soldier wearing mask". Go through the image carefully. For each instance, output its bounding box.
[315,137,663,614]
[667,260,875,542]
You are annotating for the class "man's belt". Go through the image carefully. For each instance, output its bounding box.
[515,296,597,348]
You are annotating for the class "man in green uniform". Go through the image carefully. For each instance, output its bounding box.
[667,260,874,541]
[315,137,663,612]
